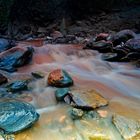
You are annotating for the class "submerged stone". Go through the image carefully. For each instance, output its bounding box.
[89,136,110,140]
[65,89,108,110]
[48,69,73,87]
[70,108,84,120]
[112,114,140,140]
[0,74,8,85]
[55,88,70,101]
[0,100,39,134]
[31,71,44,79]
[97,110,108,118]
[0,47,34,72]
[6,80,28,92]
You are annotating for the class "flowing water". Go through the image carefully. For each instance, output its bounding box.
[7,43,140,140]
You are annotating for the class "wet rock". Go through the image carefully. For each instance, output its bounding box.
[85,41,113,53]
[123,52,140,61]
[48,69,73,87]
[64,89,108,110]
[111,30,136,46]
[0,74,8,85]
[112,114,140,140]
[0,38,11,53]
[70,108,84,120]
[0,47,34,72]
[101,53,119,62]
[6,80,28,92]
[95,33,109,42]
[113,47,129,58]
[125,39,140,52]
[55,88,70,102]
[0,100,39,134]
[31,71,44,79]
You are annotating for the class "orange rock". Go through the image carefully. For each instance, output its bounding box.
[48,69,73,87]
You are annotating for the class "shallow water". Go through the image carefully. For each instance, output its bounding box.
[8,43,140,140]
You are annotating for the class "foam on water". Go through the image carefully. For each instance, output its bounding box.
[14,44,140,140]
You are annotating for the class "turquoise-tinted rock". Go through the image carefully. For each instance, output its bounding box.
[6,80,28,92]
[0,100,39,134]
[55,88,69,101]
[48,69,73,87]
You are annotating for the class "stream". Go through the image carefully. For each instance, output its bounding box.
[5,43,140,140]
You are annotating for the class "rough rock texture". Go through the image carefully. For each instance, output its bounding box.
[65,89,108,110]
[70,108,84,120]
[48,69,73,87]
[112,114,140,140]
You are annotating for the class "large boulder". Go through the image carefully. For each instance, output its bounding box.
[0,100,39,134]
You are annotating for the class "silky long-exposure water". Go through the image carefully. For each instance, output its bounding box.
[5,43,140,140]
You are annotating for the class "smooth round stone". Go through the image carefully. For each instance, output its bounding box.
[6,80,28,92]
[0,100,39,134]
[0,74,8,85]
[112,29,136,46]
[102,53,118,62]
[48,69,73,87]
[55,88,69,101]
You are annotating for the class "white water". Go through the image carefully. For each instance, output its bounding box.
[13,44,140,140]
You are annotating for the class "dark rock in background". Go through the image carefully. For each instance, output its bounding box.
[0,47,34,72]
